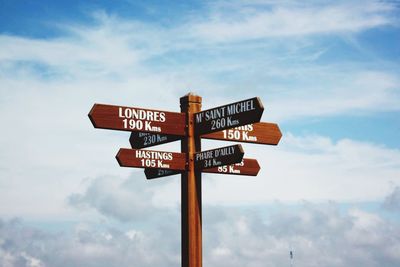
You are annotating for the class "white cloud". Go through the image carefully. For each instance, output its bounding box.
[0,0,399,221]
[20,252,44,267]
[68,175,167,222]
[267,70,400,121]
[3,200,400,267]
[64,133,400,215]
[383,186,400,212]
[203,203,400,267]
[193,134,400,205]
[192,1,396,42]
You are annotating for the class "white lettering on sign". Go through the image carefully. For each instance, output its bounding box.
[138,132,150,137]
[135,150,173,160]
[214,146,235,157]
[137,150,173,169]
[226,99,255,116]
[118,107,165,131]
[195,99,259,132]
[195,108,227,124]
[118,108,166,122]
[217,165,241,174]
[195,113,203,124]
[157,169,175,176]
[204,159,222,168]
[233,124,254,131]
[205,107,225,121]
[196,146,236,161]
[196,146,237,168]
[196,151,214,161]
[222,124,257,141]
[142,134,168,146]
[217,160,245,173]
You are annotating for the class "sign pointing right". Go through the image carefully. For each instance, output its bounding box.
[194,97,264,135]
[203,158,260,176]
[202,122,282,145]
[195,144,244,170]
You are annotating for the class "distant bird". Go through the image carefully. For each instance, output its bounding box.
[290,250,294,267]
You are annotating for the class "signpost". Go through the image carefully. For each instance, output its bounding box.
[89,93,281,267]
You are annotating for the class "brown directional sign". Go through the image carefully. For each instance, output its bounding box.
[129,132,182,149]
[89,103,186,136]
[116,148,186,170]
[146,158,260,178]
[203,158,260,176]
[131,122,281,148]
[202,122,282,145]
[144,168,181,179]
[194,97,264,135]
[195,144,244,170]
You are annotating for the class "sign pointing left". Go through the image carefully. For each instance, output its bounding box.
[89,103,186,136]
[130,132,182,149]
[116,148,186,171]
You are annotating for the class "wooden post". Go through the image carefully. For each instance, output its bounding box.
[180,93,202,267]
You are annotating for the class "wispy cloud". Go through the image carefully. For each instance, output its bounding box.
[267,70,400,121]
[192,1,397,42]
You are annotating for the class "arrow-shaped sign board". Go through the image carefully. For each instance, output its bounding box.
[194,97,263,135]
[203,158,260,176]
[130,132,182,149]
[145,158,260,179]
[116,148,186,171]
[130,122,281,149]
[144,168,181,179]
[195,144,244,170]
[202,122,282,145]
[89,103,186,136]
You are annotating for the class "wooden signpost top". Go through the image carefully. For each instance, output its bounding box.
[89,103,186,136]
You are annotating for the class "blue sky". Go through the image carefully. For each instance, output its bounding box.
[1,1,400,266]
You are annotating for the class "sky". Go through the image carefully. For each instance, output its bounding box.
[0,0,400,266]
